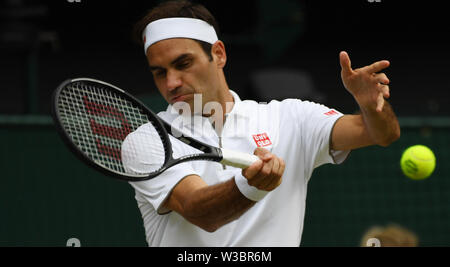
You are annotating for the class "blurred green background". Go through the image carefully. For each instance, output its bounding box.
[302,122,449,247]
[1,0,449,247]
[1,116,448,246]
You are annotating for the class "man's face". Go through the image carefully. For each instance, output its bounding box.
[146,38,222,112]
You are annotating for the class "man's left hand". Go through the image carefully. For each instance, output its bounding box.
[339,51,391,112]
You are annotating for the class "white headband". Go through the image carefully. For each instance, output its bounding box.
[143,17,218,54]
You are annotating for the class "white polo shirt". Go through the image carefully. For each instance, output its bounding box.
[122,91,349,247]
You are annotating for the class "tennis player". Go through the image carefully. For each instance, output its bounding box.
[123,0,400,246]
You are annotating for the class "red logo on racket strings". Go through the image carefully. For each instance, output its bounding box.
[83,96,132,161]
[324,110,339,116]
[252,133,272,147]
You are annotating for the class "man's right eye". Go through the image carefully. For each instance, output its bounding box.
[153,70,166,77]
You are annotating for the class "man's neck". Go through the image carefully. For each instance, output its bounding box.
[210,89,235,135]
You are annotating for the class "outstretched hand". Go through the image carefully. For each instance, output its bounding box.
[340,51,391,112]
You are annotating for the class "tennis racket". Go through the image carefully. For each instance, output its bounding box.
[51,78,259,182]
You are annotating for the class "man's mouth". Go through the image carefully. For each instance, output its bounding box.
[171,94,192,103]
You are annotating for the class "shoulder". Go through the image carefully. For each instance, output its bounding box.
[235,98,315,123]
[278,98,328,111]
[276,98,343,120]
[238,98,317,120]
[241,98,324,111]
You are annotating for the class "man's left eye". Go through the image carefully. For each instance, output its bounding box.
[177,61,191,69]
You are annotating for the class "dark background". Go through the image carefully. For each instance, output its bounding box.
[1,0,449,116]
[1,0,450,247]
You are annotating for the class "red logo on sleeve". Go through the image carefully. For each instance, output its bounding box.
[324,110,339,116]
[252,133,272,147]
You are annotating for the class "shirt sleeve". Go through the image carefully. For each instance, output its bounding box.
[300,101,350,168]
[122,125,200,214]
[283,99,351,174]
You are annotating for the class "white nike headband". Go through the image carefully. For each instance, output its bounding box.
[143,17,218,54]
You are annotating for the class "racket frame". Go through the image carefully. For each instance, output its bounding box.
[51,78,224,181]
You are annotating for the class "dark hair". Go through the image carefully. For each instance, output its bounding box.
[133,0,220,60]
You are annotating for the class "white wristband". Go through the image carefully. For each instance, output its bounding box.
[234,173,269,202]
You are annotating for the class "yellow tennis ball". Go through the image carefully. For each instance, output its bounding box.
[400,145,436,180]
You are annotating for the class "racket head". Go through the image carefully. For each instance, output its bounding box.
[51,78,173,181]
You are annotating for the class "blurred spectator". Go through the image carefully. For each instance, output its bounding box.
[361,224,419,247]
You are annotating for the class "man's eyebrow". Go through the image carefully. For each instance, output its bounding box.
[171,53,193,66]
[148,65,163,72]
[148,53,194,72]
[148,61,167,72]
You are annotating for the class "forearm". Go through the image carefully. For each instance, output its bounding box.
[174,177,255,232]
[359,101,401,146]
[165,149,282,232]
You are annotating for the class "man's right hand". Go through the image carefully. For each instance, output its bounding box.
[242,148,285,191]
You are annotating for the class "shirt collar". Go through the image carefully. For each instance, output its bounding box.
[164,90,250,126]
[226,90,250,119]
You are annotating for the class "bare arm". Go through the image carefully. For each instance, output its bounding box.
[162,148,285,232]
[164,175,255,232]
[359,100,400,147]
[331,52,400,151]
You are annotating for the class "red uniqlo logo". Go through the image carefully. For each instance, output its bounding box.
[252,133,272,147]
[324,110,339,116]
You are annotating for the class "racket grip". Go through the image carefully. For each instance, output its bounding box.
[220,148,260,169]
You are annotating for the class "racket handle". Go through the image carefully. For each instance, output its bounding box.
[220,148,260,169]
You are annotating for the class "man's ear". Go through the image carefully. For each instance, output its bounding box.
[211,41,227,68]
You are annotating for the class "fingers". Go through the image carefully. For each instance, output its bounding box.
[372,79,390,112]
[373,73,390,99]
[243,149,285,192]
[246,153,275,188]
[376,92,385,113]
[242,158,263,178]
[341,50,390,76]
[340,52,392,112]
[379,84,390,98]
[339,51,353,77]
[242,148,273,181]
[365,60,390,74]
[253,147,273,160]
[263,157,285,191]
[373,73,390,85]
[257,155,279,189]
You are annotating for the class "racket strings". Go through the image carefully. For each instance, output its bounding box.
[57,81,166,176]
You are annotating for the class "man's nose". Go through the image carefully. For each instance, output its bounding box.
[166,70,182,91]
